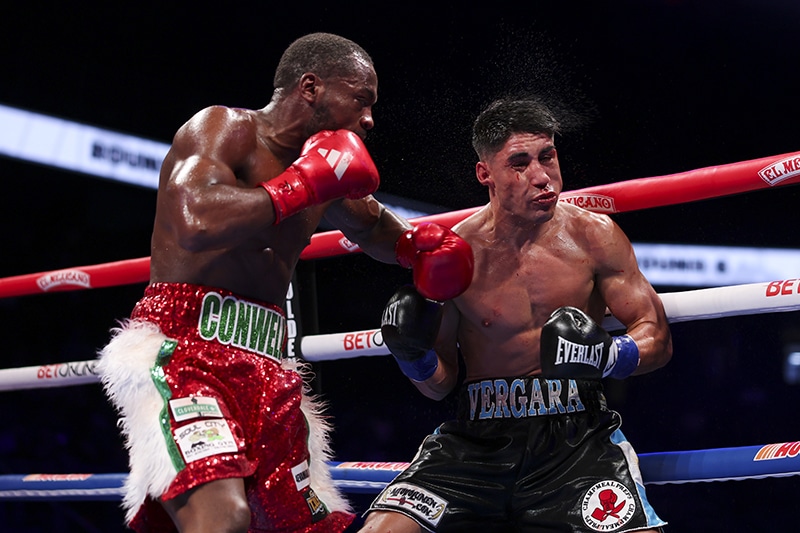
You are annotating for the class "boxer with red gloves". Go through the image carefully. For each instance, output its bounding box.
[100,33,456,533]
[260,129,380,223]
[540,306,640,380]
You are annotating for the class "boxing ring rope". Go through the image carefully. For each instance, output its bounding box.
[2,439,800,501]
[2,151,800,502]
[1,150,798,298]
[299,150,800,260]
[3,278,800,391]
[301,280,800,361]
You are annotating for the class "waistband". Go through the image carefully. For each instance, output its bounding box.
[458,377,606,421]
[131,282,287,362]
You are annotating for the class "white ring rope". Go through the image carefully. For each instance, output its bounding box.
[304,279,800,362]
[601,279,800,332]
[1,279,798,390]
[0,359,100,391]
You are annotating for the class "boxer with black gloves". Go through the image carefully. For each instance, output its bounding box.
[360,98,671,533]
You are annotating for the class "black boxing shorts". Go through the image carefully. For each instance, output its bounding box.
[365,376,666,532]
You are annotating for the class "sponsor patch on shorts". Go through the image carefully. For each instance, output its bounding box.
[303,487,329,523]
[376,482,447,527]
[169,396,223,422]
[173,419,238,463]
[581,480,637,531]
[292,460,311,491]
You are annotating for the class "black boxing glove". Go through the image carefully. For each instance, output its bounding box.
[380,285,443,382]
[540,306,639,380]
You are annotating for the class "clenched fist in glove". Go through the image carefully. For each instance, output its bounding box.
[540,306,639,380]
[260,129,380,223]
[380,285,443,382]
[395,222,474,302]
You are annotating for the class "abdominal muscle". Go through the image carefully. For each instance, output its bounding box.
[460,327,544,381]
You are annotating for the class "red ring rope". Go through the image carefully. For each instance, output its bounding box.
[0,151,798,298]
[0,257,150,299]
[301,150,800,259]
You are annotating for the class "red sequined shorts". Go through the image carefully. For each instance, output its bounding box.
[126,283,352,532]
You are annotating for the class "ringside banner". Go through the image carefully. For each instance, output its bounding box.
[0,103,168,189]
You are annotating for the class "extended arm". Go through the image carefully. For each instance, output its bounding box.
[327,197,475,301]
[323,196,412,263]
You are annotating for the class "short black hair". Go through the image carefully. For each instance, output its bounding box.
[472,99,560,160]
[273,32,373,89]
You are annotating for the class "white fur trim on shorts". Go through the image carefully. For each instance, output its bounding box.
[96,319,177,524]
[97,320,352,522]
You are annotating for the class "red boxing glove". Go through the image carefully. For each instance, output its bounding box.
[396,222,474,301]
[260,129,380,223]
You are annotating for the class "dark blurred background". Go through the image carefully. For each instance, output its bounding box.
[1,1,799,531]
